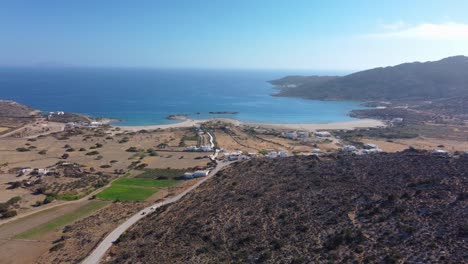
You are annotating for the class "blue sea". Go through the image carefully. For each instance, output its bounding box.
[0,67,364,126]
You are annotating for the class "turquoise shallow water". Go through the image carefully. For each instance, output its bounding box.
[0,68,364,126]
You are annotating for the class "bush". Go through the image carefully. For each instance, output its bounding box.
[38,150,47,155]
[49,242,65,252]
[1,210,17,219]
[16,147,30,152]
[43,195,56,204]
[6,196,21,205]
[86,151,100,156]
[126,147,139,152]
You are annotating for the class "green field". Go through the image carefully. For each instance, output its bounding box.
[96,177,179,201]
[136,168,185,180]
[15,200,109,240]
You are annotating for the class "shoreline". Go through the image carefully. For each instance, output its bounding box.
[117,118,385,131]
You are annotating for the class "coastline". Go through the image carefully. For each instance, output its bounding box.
[117,118,385,131]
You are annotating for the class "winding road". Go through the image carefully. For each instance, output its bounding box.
[82,159,233,264]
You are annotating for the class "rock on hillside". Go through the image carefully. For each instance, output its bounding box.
[107,151,468,263]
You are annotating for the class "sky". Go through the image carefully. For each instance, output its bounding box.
[1,0,468,71]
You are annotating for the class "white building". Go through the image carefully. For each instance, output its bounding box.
[185,146,199,151]
[297,131,309,138]
[283,131,298,140]
[89,121,102,127]
[342,145,357,152]
[193,170,210,178]
[363,143,378,149]
[37,168,49,175]
[226,151,242,161]
[312,148,321,154]
[432,149,448,155]
[266,150,288,158]
[266,152,278,158]
[391,118,404,124]
[182,172,194,179]
[363,148,382,154]
[248,153,258,158]
[200,145,213,152]
[315,131,332,137]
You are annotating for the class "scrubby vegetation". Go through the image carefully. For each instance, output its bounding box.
[108,151,468,263]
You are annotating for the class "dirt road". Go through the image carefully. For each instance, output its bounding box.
[82,160,234,264]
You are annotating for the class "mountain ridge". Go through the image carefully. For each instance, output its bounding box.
[272,56,468,101]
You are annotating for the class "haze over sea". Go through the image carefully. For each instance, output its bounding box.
[0,67,364,126]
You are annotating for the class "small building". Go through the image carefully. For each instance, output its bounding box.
[226,151,242,161]
[342,145,357,152]
[363,143,378,149]
[432,149,448,155]
[89,121,102,127]
[193,170,210,178]
[182,172,194,179]
[363,148,382,154]
[266,151,278,158]
[297,131,309,138]
[200,145,213,152]
[185,146,199,151]
[312,148,321,154]
[315,131,332,138]
[248,153,257,158]
[278,150,288,157]
[391,118,404,123]
[283,131,298,140]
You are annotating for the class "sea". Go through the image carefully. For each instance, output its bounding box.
[0,67,365,126]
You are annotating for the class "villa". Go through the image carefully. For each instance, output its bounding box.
[315,131,332,137]
[342,145,357,152]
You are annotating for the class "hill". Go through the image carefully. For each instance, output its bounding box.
[107,151,468,263]
[273,56,468,101]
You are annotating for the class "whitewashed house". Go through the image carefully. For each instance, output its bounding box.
[315,131,332,137]
[200,145,213,152]
[193,170,210,178]
[297,131,309,138]
[182,172,194,179]
[283,131,298,140]
[363,143,378,149]
[185,146,199,151]
[312,148,321,154]
[342,145,357,152]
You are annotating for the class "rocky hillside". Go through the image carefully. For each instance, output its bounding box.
[0,100,37,117]
[107,151,468,263]
[273,56,468,101]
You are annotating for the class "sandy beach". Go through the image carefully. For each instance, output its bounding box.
[117,118,385,132]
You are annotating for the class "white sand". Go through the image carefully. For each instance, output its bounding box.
[117,118,385,132]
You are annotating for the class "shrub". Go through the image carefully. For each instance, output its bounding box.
[49,242,65,252]
[6,196,21,205]
[1,210,17,219]
[126,147,139,152]
[86,151,100,156]
[38,150,47,155]
[16,147,30,152]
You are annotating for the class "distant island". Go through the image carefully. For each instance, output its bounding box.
[166,114,189,120]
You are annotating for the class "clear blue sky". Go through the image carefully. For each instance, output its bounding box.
[1,0,468,70]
